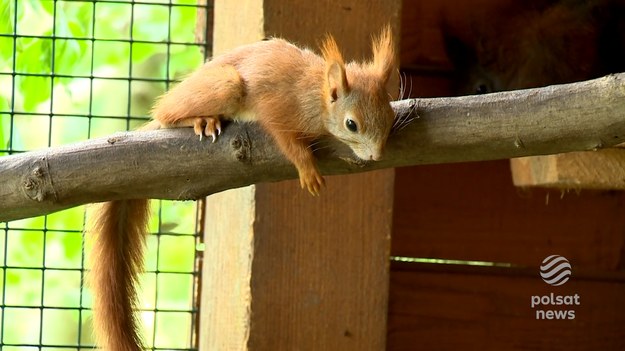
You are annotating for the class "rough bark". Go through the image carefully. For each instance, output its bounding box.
[2,73,625,222]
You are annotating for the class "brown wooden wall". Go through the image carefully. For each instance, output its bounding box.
[389,1,625,350]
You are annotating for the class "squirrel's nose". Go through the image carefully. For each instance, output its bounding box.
[370,147,384,161]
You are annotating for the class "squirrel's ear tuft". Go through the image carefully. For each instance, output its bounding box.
[372,24,395,84]
[321,34,345,66]
[322,35,348,102]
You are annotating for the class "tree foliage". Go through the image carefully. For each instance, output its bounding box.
[0,1,205,348]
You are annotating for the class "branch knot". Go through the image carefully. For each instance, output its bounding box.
[232,134,251,162]
[22,157,57,203]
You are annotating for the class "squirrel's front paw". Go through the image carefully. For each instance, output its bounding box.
[193,116,222,142]
[298,167,325,196]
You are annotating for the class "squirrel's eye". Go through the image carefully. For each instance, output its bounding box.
[345,118,358,132]
[475,83,489,94]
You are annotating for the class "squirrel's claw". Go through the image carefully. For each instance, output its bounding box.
[299,168,325,196]
[192,116,222,142]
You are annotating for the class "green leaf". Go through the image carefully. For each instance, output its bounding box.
[0,37,14,64]
[15,35,53,74]
[0,0,15,34]
[53,6,71,37]
[67,20,87,38]
[19,76,51,112]
[55,38,87,75]
[33,0,54,16]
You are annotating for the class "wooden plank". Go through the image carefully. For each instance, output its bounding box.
[250,170,395,350]
[262,1,401,60]
[200,188,256,351]
[392,160,625,271]
[511,150,625,189]
[199,4,263,348]
[212,0,263,54]
[387,267,625,350]
[200,1,399,350]
[400,0,447,68]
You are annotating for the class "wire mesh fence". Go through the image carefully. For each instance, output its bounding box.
[0,1,211,349]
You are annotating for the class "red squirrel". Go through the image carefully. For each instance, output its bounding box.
[153,26,395,195]
[443,0,625,94]
[88,27,395,351]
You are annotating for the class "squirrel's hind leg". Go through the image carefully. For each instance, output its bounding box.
[152,64,244,127]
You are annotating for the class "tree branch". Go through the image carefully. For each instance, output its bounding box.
[2,74,625,222]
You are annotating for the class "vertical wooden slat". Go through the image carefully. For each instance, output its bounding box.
[200,1,399,350]
[250,170,395,350]
[212,0,263,54]
[201,188,256,351]
[199,3,265,349]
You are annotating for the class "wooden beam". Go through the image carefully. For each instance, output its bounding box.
[199,1,399,350]
[511,149,625,189]
[199,3,261,349]
[200,188,256,350]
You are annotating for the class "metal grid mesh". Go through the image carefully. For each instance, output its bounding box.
[0,1,211,350]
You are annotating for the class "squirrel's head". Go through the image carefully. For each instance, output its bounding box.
[321,26,395,161]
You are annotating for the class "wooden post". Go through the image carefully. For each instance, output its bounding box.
[200,1,400,350]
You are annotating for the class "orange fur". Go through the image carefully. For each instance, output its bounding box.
[88,199,149,351]
[372,24,395,84]
[152,64,244,126]
[321,34,345,66]
[90,26,396,351]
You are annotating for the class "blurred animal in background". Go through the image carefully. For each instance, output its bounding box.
[443,0,625,95]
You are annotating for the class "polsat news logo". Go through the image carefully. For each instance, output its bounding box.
[530,255,580,320]
[540,255,572,286]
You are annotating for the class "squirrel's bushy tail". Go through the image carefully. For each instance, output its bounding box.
[88,199,150,351]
